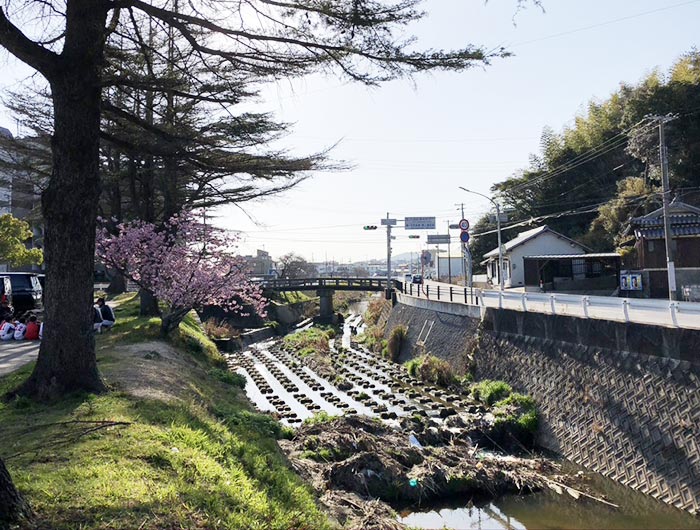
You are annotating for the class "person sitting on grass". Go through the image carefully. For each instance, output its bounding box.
[96,297,116,331]
[0,316,15,340]
[93,304,104,333]
[24,315,40,340]
[13,317,27,340]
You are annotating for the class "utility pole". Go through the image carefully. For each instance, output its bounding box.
[384,212,395,298]
[459,188,503,290]
[447,221,452,284]
[656,115,678,300]
[456,202,471,287]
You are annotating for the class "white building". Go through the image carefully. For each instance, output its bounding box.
[483,225,587,289]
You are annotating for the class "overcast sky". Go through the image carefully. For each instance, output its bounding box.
[2,0,699,264]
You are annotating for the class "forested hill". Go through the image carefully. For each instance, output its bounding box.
[470,50,700,267]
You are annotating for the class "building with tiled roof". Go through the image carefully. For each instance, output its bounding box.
[628,199,700,298]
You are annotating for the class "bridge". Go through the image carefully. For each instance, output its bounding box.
[259,277,389,292]
[258,277,391,322]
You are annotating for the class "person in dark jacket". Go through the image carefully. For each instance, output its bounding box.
[96,297,116,330]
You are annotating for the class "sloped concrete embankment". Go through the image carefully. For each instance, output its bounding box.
[385,297,700,515]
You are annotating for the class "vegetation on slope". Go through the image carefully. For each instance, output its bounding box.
[0,294,329,530]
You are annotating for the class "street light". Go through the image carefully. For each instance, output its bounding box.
[458,187,504,291]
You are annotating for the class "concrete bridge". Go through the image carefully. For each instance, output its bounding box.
[258,277,391,321]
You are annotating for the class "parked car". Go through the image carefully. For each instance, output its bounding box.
[3,272,43,314]
[411,274,423,284]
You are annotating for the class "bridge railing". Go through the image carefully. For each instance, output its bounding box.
[260,277,388,291]
[403,281,700,330]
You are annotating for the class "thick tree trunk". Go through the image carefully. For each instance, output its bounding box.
[0,457,32,527]
[139,289,160,317]
[16,0,108,400]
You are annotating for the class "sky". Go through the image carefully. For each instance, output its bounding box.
[2,0,700,264]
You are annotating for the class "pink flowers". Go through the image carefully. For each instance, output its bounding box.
[96,211,266,333]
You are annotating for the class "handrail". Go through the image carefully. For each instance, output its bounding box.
[399,282,700,330]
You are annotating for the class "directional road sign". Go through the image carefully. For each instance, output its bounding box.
[405,216,436,230]
[460,232,470,243]
[427,234,451,245]
[381,218,397,226]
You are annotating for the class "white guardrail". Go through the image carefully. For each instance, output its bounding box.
[403,282,700,330]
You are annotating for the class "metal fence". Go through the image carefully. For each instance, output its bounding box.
[403,282,700,330]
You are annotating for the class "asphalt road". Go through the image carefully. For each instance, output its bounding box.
[0,341,40,376]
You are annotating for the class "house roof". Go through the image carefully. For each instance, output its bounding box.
[523,253,621,260]
[629,199,700,238]
[483,225,587,259]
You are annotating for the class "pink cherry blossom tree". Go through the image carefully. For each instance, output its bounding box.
[96,211,266,336]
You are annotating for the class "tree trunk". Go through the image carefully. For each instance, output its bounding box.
[15,0,109,400]
[0,457,32,527]
[139,289,160,317]
[106,271,126,295]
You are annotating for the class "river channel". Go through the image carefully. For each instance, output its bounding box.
[226,314,700,530]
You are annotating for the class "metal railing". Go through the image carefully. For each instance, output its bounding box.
[259,277,388,291]
[403,281,700,330]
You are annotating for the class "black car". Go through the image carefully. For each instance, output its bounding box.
[3,272,43,314]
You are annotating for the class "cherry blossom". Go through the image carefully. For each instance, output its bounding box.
[96,211,266,335]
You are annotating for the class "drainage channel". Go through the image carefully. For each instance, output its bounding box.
[226,316,475,428]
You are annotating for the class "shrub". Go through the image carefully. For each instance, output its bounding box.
[404,354,455,387]
[283,328,331,357]
[357,324,385,354]
[203,318,236,339]
[208,368,246,389]
[386,325,407,363]
[364,298,386,326]
[491,392,539,448]
[471,379,512,406]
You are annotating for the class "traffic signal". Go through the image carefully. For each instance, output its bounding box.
[408,235,420,239]
[363,225,378,230]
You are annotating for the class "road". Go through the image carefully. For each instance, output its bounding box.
[0,341,39,376]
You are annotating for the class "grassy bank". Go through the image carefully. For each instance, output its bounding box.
[0,294,330,530]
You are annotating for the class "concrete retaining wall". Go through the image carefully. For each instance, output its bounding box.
[385,300,700,515]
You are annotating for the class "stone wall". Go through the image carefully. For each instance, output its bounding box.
[387,300,700,515]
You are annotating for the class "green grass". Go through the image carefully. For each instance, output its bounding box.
[0,294,330,530]
[471,379,513,406]
[282,328,332,358]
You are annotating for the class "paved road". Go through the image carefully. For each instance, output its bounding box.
[0,341,40,376]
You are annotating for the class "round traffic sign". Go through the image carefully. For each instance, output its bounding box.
[460,231,470,243]
[458,218,470,231]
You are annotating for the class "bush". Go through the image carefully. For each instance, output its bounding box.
[364,298,386,326]
[404,354,455,387]
[303,411,337,426]
[203,318,237,339]
[208,368,246,389]
[357,324,385,354]
[386,325,407,363]
[491,392,539,448]
[283,328,331,357]
[471,379,512,406]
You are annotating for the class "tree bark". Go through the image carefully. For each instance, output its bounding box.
[0,457,32,528]
[15,0,109,400]
[139,289,160,317]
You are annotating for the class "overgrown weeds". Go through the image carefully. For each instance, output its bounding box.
[404,354,455,387]
[386,325,407,362]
